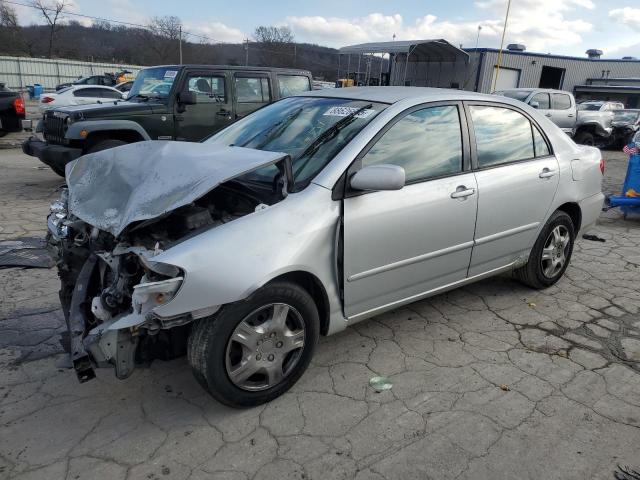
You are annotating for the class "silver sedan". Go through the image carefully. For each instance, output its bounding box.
[51,87,605,406]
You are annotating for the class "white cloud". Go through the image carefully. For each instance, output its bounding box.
[609,7,640,31]
[287,0,594,52]
[183,22,246,44]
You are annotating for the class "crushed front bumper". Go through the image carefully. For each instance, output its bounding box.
[22,137,82,174]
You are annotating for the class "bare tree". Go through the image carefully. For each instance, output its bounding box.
[253,25,295,67]
[31,0,70,58]
[145,15,182,63]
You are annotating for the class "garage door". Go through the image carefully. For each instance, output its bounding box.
[491,67,520,91]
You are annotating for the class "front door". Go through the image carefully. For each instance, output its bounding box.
[550,92,576,132]
[233,73,272,120]
[466,103,560,276]
[342,103,478,319]
[176,71,232,141]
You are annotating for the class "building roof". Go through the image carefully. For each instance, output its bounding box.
[339,40,469,62]
[464,48,640,64]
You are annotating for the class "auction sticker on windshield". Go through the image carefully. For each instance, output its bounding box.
[323,106,375,118]
[164,70,178,80]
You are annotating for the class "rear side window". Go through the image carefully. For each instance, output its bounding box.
[361,105,463,183]
[235,77,271,103]
[530,93,550,109]
[470,106,534,167]
[532,125,550,157]
[552,93,572,110]
[73,88,102,97]
[278,75,311,97]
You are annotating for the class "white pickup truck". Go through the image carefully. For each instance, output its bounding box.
[494,88,623,146]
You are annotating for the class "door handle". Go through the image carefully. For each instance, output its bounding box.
[545,113,552,117]
[450,186,476,199]
[216,109,231,117]
[539,167,556,179]
[567,114,574,117]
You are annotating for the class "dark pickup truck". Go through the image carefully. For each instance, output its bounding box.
[0,83,25,136]
[23,65,313,176]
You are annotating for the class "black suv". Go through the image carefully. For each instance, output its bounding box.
[24,65,313,175]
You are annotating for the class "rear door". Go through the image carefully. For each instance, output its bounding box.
[466,102,559,276]
[176,70,232,141]
[233,72,272,120]
[343,102,478,318]
[550,92,575,132]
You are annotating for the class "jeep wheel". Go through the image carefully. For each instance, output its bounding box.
[87,139,127,154]
[515,210,575,289]
[574,130,594,146]
[188,281,319,407]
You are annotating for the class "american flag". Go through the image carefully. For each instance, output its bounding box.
[623,143,639,155]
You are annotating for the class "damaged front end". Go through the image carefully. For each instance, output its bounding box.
[49,142,291,382]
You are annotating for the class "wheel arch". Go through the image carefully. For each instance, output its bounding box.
[556,202,582,232]
[266,270,331,336]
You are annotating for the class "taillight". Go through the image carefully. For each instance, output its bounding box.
[41,96,55,104]
[600,158,605,175]
[13,97,25,115]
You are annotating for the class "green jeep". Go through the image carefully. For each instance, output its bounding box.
[22,65,313,176]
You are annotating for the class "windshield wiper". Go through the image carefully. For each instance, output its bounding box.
[239,107,303,149]
[295,104,372,162]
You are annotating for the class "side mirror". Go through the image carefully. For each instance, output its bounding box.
[350,164,405,192]
[178,90,197,105]
[529,101,540,109]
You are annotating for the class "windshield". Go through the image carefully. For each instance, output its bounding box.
[495,90,532,101]
[207,96,385,190]
[127,67,179,100]
[577,102,603,111]
[613,111,640,123]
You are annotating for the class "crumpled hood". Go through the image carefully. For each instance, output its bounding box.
[66,141,288,236]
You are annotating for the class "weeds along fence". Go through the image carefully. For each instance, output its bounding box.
[0,56,143,91]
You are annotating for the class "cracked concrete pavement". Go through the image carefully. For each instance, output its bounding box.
[1,148,640,480]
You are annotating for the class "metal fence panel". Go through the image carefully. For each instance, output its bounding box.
[0,56,143,91]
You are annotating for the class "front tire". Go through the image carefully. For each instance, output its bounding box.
[515,211,575,289]
[188,281,319,407]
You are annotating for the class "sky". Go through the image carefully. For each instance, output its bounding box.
[8,0,640,58]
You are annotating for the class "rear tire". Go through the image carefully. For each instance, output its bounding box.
[574,130,594,146]
[188,281,319,408]
[86,139,127,154]
[515,211,575,289]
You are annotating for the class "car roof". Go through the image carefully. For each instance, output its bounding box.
[145,65,311,75]
[298,86,499,104]
[498,87,570,94]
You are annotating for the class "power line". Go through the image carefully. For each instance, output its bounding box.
[3,0,343,70]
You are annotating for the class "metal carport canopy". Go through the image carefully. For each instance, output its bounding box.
[338,39,469,62]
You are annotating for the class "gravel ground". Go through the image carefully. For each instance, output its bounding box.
[1,148,639,480]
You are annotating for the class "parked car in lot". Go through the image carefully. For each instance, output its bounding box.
[0,82,25,136]
[38,85,125,112]
[114,80,134,97]
[23,65,313,176]
[494,88,621,146]
[48,87,604,406]
[56,74,118,91]
[611,109,640,148]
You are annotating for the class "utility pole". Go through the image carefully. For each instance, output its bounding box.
[179,25,183,64]
[491,0,512,92]
[293,43,296,67]
[475,25,482,50]
[244,39,249,66]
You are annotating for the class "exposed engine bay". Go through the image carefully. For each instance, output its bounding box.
[49,141,291,382]
[50,181,277,382]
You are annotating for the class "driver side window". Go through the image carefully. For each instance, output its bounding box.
[187,75,226,103]
[361,105,463,183]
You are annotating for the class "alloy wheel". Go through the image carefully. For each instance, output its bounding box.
[225,303,305,391]
[540,225,570,278]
